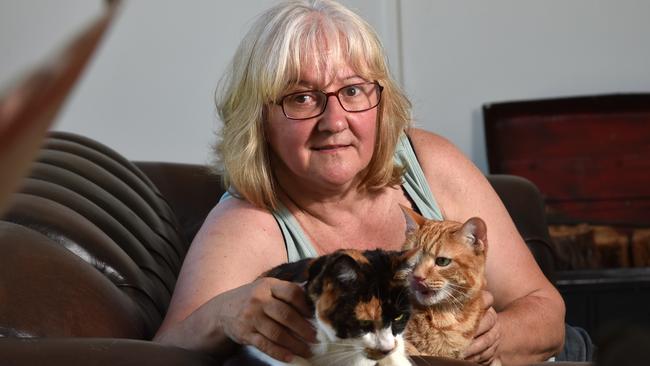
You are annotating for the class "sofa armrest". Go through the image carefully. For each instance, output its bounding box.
[486,174,556,281]
[0,338,217,366]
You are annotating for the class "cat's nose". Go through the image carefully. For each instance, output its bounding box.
[412,275,425,283]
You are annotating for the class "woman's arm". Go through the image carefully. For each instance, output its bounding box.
[408,128,565,364]
[154,198,316,362]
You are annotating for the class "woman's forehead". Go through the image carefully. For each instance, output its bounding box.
[295,61,366,88]
[285,25,375,88]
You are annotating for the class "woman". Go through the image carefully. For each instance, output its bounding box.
[154,1,566,364]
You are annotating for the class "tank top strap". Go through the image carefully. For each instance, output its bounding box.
[394,133,443,221]
[219,191,317,262]
[271,202,318,262]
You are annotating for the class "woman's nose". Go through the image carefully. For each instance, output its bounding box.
[317,95,348,133]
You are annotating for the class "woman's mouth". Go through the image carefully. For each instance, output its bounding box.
[312,144,350,152]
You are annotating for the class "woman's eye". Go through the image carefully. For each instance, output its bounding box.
[292,94,312,104]
[435,257,451,266]
[342,86,360,97]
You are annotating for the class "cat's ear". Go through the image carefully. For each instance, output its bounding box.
[306,252,359,294]
[400,205,425,240]
[329,252,361,285]
[457,217,488,253]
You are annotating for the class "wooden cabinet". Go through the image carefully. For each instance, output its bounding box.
[484,94,650,227]
[483,94,650,336]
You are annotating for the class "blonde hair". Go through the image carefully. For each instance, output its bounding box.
[214,0,411,209]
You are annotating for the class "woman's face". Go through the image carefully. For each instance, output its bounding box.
[265,62,378,193]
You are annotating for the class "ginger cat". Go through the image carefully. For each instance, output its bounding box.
[401,207,500,365]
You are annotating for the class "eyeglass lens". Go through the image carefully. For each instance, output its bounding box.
[282,82,381,120]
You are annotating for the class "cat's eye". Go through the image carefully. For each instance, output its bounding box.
[358,320,373,328]
[435,257,451,266]
[394,314,405,321]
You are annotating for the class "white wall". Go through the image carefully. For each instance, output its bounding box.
[2,0,650,171]
[400,0,650,171]
[0,0,103,88]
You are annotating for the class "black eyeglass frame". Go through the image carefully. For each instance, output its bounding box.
[275,81,384,120]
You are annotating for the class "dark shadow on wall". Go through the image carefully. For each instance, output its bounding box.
[471,107,489,174]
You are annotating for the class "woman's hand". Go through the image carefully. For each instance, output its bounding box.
[463,290,501,365]
[219,277,317,362]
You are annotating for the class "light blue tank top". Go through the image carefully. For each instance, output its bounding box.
[220,133,443,262]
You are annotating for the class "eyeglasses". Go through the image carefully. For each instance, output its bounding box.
[276,81,383,120]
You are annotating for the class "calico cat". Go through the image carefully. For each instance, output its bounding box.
[400,206,493,362]
[247,248,417,366]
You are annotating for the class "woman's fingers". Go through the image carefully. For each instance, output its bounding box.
[268,282,317,341]
[269,280,313,317]
[222,278,315,361]
[464,307,501,363]
[254,312,312,358]
[475,306,498,338]
[246,331,295,363]
[481,290,494,310]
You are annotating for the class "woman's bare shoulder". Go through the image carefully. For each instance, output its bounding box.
[407,128,471,169]
[406,127,482,192]
[191,197,287,277]
[162,198,287,326]
[199,197,284,247]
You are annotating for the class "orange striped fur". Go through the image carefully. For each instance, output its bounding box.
[401,207,488,360]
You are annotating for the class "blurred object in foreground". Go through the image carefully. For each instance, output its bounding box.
[0,0,121,216]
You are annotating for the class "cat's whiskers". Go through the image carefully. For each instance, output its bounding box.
[446,283,471,300]
[447,287,469,301]
[441,286,465,311]
[311,345,352,354]
[317,341,360,348]
[446,282,471,290]
[311,344,361,365]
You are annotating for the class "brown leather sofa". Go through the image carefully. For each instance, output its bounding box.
[0,131,557,365]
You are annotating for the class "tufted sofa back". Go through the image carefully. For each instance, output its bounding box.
[0,131,222,340]
[0,131,554,346]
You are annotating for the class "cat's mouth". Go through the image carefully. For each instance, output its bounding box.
[415,288,440,304]
[417,288,437,296]
[413,288,444,306]
[365,347,394,360]
[411,279,437,295]
[410,279,444,305]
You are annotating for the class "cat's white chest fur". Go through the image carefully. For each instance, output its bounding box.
[245,321,412,366]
